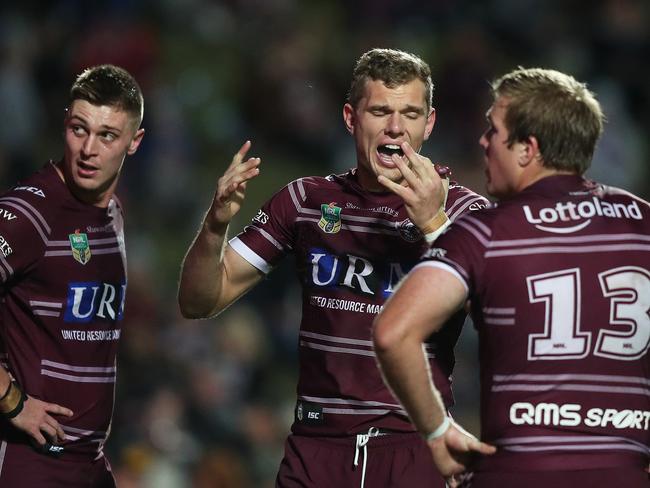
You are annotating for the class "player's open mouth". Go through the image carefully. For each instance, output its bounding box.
[377,144,404,166]
[77,161,99,177]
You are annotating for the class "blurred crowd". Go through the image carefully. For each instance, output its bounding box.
[1,1,648,486]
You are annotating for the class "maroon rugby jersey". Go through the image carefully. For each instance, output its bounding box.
[0,162,127,459]
[420,174,650,471]
[231,168,487,436]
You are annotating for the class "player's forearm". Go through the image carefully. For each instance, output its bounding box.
[178,219,229,319]
[374,333,448,438]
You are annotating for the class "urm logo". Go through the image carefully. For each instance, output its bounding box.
[64,281,127,323]
[307,248,411,298]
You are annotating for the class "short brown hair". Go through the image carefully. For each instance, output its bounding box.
[347,48,433,112]
[492,67,604,174]
[70,64,144,127]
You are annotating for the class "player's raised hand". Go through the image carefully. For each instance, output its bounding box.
[207,141,261,230]
[377,141,449,230]
[427,421,496,487]
[11,395,73,447]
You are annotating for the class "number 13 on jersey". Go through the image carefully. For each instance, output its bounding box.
[526,266,650,361]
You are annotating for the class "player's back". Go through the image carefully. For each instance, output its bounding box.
[432,174,649,473]
[476,175,649,472]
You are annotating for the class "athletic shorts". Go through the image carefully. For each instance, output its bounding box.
[465,467,649,488]
[276,430,446,488]
[0,440,116,487]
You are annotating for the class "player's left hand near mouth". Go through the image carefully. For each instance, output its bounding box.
[377,141,448,229]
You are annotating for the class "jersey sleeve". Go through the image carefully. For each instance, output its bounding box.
[444,182,490,222]
[229,178,304,274]
[0,192,50,284]
[418,211,492,293]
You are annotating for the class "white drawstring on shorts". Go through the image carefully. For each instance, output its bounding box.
[354,427,380,488]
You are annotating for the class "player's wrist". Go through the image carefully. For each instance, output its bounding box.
[422,415,451,443]
[0,381,27,419]
[420,210,450,244]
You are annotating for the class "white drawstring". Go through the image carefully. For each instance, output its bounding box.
[354,427,379,488]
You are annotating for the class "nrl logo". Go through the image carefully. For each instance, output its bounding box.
[318,202,342,234]
[69,230,91,265]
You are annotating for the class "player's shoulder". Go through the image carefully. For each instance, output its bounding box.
[0,163,65,220]
[597,182,650,209]
[446,181,490,221]
[280,172,348,201]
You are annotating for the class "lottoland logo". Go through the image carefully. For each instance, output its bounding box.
[523,198,642,234]
[510,402,650,430]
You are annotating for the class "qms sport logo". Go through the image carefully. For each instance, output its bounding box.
[523,198,642,234]
[64,281,127,323]
[510,402,650,430]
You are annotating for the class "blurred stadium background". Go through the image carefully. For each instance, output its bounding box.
[1,1,648,486]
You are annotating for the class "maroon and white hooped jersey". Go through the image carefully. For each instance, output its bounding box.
[231,168,488,436]
[0,162,127,459]
[419,174,650,472]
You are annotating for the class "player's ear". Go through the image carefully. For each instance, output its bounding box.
[127,128,145,155]
[518,135,540,167]
[423,108,436,141]
[343,104,355,135]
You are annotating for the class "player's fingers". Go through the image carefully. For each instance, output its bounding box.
[467,438,497,455]
[445,475,460,488]
[224,158,260,187]
[31,428,47,446]
[400,142,432,180]
[44,402,73,418]
[377,175,408,198]
[54,423,67,443]
[228,140,252,168]
[390,153,421,190]
[39,421,58,441]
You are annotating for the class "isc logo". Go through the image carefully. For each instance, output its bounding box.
[64,281,127,323]
[307,411,320,420]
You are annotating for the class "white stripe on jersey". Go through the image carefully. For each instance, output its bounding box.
[298,395,407,416]
[40,359,116,383]
[323,407,406,416]
[41,360,116,373]
[41,370,116,383]
[30,301,62,317]
[0,198,50,243]
[494,373,650,385]
[299,395,401,408]
[485,242,650,258]
[447,193,488,222]
[43,246,123,257]
[0,254,12,281]
[46,237,119,247]
[29,300,62,308]
[412,261,469,293]
[490,232,650,247]
[61,424,108,444]
[491,383,649,396]
[299,330,436,358]
[229,237,272,274]
[495,434,649,455]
